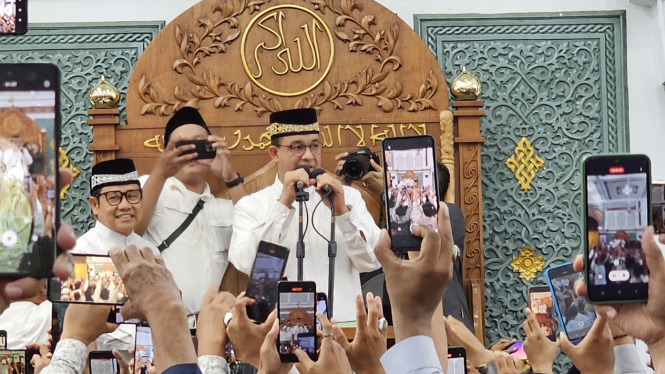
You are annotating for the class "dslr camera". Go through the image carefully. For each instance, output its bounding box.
[342,148,380,181]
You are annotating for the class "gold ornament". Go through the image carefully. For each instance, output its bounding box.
[506,137,544,191]
[58,148,80,200]
[89,75,120,109]
[450,66,482,100]
[511,247,544,281]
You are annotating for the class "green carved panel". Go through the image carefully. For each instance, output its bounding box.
[0,22,164,235]
[416,11,628,367]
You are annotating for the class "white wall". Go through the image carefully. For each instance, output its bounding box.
[28,0,665,180]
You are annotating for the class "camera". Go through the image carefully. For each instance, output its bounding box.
[342,147,380,181]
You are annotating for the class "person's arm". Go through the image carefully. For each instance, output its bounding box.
[135,173,168,236]
[335,188,381,273]
[203,135,247,205]
[430,302,448,374]
[613,344,645,374]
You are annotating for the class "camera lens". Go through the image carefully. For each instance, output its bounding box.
[343,156,370,181]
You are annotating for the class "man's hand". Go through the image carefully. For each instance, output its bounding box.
[560,314,614,374]
[109,245,183,322]
[154,135,198,180]
[113,349,132,374]
[278,169,313,208]
[334,152,352,186]
[358,159,383,196]
[491,351,522,374]
[27,344,51,374]
[61,304,117,346]
[199,135,238,182]
[522,308,558,374]
[226,293,276,367]
[374,203,453,342]
[295,313,352,374]
[196,284,235,357]
[257,319,293,374]
[333,293,387,374]
[445,315,493,367]
[489,338,517,352]
[314,172,349,216]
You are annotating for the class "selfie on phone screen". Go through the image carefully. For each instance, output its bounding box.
[278,288,316,357]
[528,288,556,341]
[135,326,154,374]
[246,241,289,322]
[549,268,596,341]
[52,255,126,304]
[0,350,26,374]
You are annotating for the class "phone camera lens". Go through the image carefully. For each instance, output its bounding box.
[27,72,37,81]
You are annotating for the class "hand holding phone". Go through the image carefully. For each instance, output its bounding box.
[175,139,216,160]
[246,241,289,323]
[447,347,466,374]
[277,281,317,363]
[50,254,126,305]
[527,286,556,342]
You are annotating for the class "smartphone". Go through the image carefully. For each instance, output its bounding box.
[315,292,328,330]
[0,63,60,278]
[528,286,557,342]
[506,341,527,361]
[546,263,597,343]
[50,254,126,305]
[0,330,6,349]
[447,346,466,374]
[652,181,665,234]
[0,349,30,374]
[175,139,216,160]
[277,281,317,363]
[89,351,119,374]
[382,135,440,251]
[107,305,140,324]
[0,0,27,35]
[135,326,154,374]
[246,241,290,323]
[583,154,651,303]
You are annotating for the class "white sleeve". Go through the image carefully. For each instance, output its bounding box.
[197,355,230,374]
[614,344,646,374]
[39,339,87,374]
[335,188,381,273]
[380,336,443,374]
[228,195,295,274]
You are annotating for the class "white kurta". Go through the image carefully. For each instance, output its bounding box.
[229,176,381,322]
[139,176,233,316]
[0,300,51,349]
[71,221,159,256]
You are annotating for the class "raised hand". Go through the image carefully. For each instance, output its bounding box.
[559,315,614,374]
[196,284,235,357]
[522,308,559,374]
[295,313,352,374]
[225,292,276,367]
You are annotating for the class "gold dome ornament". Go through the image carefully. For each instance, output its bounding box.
[450,66,482,101]
[89,75,120,109]
[510,247,544,281]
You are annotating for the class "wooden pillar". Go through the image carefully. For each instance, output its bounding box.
[453,100,486,343]
[88,109,120,165]
[440,110,455,204]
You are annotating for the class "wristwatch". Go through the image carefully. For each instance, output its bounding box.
[476,362,498,374]
[225,173,244,189]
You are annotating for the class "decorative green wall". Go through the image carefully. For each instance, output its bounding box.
[0,22,164,235]
[415,10,628,362]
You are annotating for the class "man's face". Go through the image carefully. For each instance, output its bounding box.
[269,134,321,178]
[90,183,143,236]
[169,124,210,180]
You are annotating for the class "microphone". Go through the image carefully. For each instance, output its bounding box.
[294,165,311,192]
[311,168,332,196]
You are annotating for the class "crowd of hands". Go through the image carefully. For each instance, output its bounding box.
[2,170,665,374]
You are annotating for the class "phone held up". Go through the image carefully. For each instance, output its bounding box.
[315,292,328,330]
[50,254,126,305]
[175,139,216,160]
[0,0,27,35]
[652,180,665,234]
[583,154,651,304]
[89,351,120,374]
[277,281,317,363]
[0,63,60,279]
[382,135,440,251]
[527,286,557,342]
[546,263,597,344]
[246,241,290,323]
[447,347,466,374]
[0,349,32,374]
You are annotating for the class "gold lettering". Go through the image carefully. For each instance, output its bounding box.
[370,125,390,146]
[143,135,164,152]
[228,130,242,150]
[387,124,397,137]
[342,125,366,147]
[337,124,343,147]
[406,124,423,135]
[321,125,333,148]
[252,11,286,79]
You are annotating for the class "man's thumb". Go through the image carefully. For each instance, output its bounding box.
[119,300,144,322]
[558,331,575,356]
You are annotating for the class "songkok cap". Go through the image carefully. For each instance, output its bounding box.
[90,159,140,193]
[268,108,319,140]
[164,107,211,146]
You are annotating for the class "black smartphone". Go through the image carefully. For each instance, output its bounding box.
[246,241,290,323]
[89,351,120,374]
[315,292,328,329]
[0,0,27,35]
[0,63,60,278]
[0,349,31,374]
[528,286,557,342]
[175,139,216,160]
[277,281,317,363]
[447,346,466,374]
[652,181,665,234]
[382,135,440,251]
[0,330,6,349]
[107,305,140,324]
[49,254,126,305]
[546,263,597,344]
[583,154,651,303]
[135,325,154,373]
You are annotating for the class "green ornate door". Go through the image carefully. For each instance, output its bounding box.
[416,11,628,348]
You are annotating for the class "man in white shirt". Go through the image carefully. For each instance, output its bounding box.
[0,278,50,349]
[136,107,247,320]
[228,108,381,322]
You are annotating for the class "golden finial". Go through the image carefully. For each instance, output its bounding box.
[89,75,120,109]
[450,66,482,101]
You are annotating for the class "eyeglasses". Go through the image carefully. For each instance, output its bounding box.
[278,142,322,156]
[96,189,143,206]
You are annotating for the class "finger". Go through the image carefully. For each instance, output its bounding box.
[573,253,584,272]
[558,331,575,356]
[123,245,144,263]
[509,355,522,370]
[374,230,400,271]
[56,223,77,252]
[109,246,129,275]
[53,253,73,281]
[375,295,384,319]
[524,308,539,336]
[119,300,143,321]
[437,203,453,262]
[585,313,608,339]
[574,278,587,297]
[355,294,367,335]
[260,310,277,334]
[317,312,333,335]
[334,152,349,162]
[642,227,665,281]
[411,224,440,263]
[59,169,73,187]
[369,158,381,172]
[594,305,618,320]
[366,293,381,329]
[294,350,314,373]
[112,349,130,369]
[332,325,351,350]
[260,319,280,357]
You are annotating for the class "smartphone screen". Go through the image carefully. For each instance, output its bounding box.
[528,287,556,341]
[584,155,651,303]
[507,341,527,361]
[447,347,466,374]
[315,293,327,330]
[652,181,664,234]
[0,63,60,278]
[547,264,597,342]
[246,241,289,322]
[135,326,154,373]
[107,305,140,324]
[277,281,316,363]
[50,254,126,305]
[0,0,27,35]
[89,352,119,374]
[382,135,439,251]
[0,331,6,349]
[0,350,26,374]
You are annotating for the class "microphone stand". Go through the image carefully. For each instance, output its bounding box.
[326,192,337,319]
[295,187,309,281]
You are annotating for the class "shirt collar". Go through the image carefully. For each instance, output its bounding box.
[93,220,132,244]
[166,177,213,200]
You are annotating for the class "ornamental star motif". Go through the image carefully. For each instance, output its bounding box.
[510,247,544,281]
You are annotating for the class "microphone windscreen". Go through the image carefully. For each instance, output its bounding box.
[294,165,312,178]
[310,168,327,180]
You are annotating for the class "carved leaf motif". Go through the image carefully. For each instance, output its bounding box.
[224,30,241,44]
[334,30,352,42]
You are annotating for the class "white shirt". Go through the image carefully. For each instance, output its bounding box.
[71,221,159,256]
[0,300,51,349]
[139,176,233,316]
[380,336,443,374]
[229,176,381,322]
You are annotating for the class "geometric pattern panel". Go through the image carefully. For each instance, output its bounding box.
[416,11,628,365]
[0,22,163,235]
